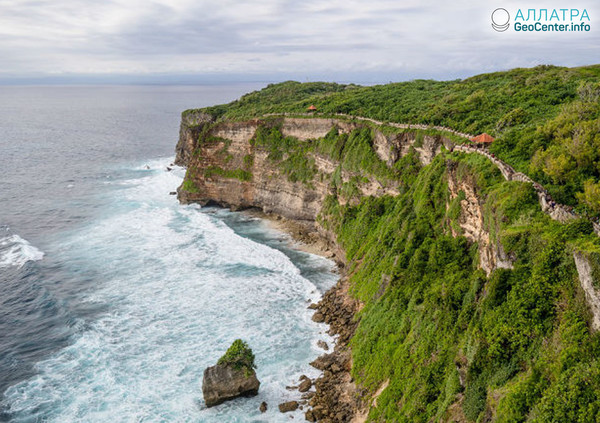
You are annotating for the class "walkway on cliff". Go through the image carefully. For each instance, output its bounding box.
[262,112,600,236]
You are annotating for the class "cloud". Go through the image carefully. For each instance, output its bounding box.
[0,0,597,82]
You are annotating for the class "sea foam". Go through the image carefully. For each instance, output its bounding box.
[2,158,335,422]
[0,233,44,268]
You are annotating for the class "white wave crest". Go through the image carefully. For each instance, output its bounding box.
[0,234,44,268]
[1,160,335,422]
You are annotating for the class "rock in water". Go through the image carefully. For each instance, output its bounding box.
[317,340,329,351]
[278,401,299,413]
[202,339,260,407]
[259,401,268,413]
[202,364,260,407]
[298,377,312,393]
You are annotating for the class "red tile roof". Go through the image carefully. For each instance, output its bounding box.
[307,105,317,111]
[471,133,494,144]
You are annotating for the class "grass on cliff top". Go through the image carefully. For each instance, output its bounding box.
[188,64,600,218]
[318,152,600,422]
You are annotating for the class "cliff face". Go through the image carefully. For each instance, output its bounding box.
[174,111,214,166]
[447,163,513,275]
[178,119,329,221]
[175,114,600,422]
[573,251,600,330]
[176,115,598,279]
[177,117,448,215]
[175,115,517,275]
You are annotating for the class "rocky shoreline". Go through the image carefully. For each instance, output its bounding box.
[307,276,364,422]
[243,209,336,259]
[244,209,365,422]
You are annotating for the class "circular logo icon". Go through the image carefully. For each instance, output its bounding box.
[491,8,510,32]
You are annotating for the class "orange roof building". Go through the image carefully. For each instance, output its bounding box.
[471,133,494,144]
[307,105,317,111]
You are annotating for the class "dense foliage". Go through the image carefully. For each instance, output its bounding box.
[318,152,600,422]
[251,124,317,184]
[224,116,600,420]
[218,339,256,373]
[182,64,600,420]
[191,64,600,217]
[529,82,600,213]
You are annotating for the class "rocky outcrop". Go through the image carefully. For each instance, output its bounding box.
[176,116,450,220]
[447,162,513,275]
[174,111,214,166]
[278,401,299,413]
[573,252,600,331]
[202,364,260,407]
[280,118,358,141]
[306,276,364,422]
[298,376,313,392]
[177,118,328,222]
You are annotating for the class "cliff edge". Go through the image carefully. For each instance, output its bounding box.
[175,112,600,422]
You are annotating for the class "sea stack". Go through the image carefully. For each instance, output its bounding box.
[202,339,260,407]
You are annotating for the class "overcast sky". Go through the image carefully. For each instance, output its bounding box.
[0,0,598,84]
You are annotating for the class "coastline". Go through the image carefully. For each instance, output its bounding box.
[243,209,337,260]
[242,208,364,422]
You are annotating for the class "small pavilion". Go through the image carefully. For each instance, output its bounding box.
[470,133,494,144]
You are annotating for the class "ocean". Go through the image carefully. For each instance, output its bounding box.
[0,85,337,422]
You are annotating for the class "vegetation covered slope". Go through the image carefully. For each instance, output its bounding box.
[320,152,600,422]
[242,122,600,421]
[180,65,600,421]
[193,65,600,217]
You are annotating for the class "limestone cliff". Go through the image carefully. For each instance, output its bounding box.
[447,162,513,275]
[176,116,448,210]
[175,115,514,275]
[175,113,600,422]
[176,117,453,263]
[174,111,214,166]
[573,251,600,331]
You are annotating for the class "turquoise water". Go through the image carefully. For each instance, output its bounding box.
[0,86,337,422]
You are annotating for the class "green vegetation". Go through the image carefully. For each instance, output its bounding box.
[180,64,600,421]
[337,127,392,180]
[189,64,600,216]
[530,81,600,212]
[204,166,252,182]
[249,121,416,192]
[251,125,317,184]
[242,154,254,169]
[199,81,352,118]
[318,153,600,422]
[181,172,200,193]
[218,339,256,375]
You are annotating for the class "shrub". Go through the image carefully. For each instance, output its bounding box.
[181,179,199,193]
[218,339,256,373]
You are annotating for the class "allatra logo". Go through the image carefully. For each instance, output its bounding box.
[492,8,510,31]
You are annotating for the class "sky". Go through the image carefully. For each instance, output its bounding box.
[0,0,598,84]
